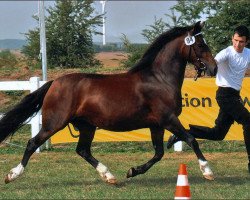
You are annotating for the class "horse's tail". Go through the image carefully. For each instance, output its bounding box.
[0,80,53,143]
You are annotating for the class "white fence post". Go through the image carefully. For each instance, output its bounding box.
[174,141,183,152]
[29,77,41,153]
[0,77,48,153]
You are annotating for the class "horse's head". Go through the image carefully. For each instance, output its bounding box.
[182,21,217,80]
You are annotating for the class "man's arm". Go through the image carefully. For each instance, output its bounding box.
[214,48,228,65]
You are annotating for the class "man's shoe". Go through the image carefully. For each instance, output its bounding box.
[166,135,180,149]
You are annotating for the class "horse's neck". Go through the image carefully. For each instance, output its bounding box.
[150,41,187,90]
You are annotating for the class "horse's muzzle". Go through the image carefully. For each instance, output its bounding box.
[206,65,217,77]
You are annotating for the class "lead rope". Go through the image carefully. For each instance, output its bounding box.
[186,32,207,81]
[187,45,200,81]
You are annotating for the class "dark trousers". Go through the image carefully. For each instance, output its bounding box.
[189,87,250,162]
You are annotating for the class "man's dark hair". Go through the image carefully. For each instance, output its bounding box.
[234,25,250,41]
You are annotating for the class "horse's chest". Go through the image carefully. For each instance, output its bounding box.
[147,93,182,118]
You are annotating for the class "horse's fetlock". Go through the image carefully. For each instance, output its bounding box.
[154,153,164,162]
[76,148,90,159]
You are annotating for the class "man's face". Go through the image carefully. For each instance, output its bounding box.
[232,33,248,53]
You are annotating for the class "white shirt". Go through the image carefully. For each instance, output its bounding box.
[215,46,250,91]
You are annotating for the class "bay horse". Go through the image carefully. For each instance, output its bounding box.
[0,21,217,184]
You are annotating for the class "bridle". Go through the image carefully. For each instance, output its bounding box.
[186,32,207,81]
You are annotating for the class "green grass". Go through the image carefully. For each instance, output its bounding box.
[0,127,250,199]
[0,151,249,199]
[1,125,247,154]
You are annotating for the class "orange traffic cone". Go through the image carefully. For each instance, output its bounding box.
[174,164,191,199]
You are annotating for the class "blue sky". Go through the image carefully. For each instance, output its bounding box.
[0,1,177,43]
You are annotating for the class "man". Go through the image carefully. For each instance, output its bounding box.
[167,25,250,172]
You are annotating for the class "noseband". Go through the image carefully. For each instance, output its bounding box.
[186,32,207,81]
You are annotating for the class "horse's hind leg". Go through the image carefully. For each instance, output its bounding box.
[127,127,164,178]
[5,118,67,184]
[5,128,49,183]
[72,119,117,184]
[165,114,214,180]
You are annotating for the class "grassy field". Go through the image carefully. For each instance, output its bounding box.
[0,126,250,199]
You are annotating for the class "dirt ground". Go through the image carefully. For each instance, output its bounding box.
[2,51,250,80]
[96,52,198,78]
[95,52,128,68]
[0,51,197,81]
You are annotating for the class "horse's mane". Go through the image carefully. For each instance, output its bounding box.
[129,25,193,73]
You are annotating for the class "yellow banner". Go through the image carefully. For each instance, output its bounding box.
[51,78,250,144]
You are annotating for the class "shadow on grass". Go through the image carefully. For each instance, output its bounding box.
[117,175,250,187]
[4,174,250,192]
[116,176,177,188]
[189,175,250,185]
[5,178,102,190]
[212,175,250,184]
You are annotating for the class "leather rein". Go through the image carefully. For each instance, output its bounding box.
[186,32,207,81]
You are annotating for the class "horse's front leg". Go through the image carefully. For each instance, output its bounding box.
[127,127,164,178]
[165,114,214,180]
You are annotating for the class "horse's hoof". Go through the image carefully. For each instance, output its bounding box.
[199,160,214,181]
[99,174,117,185]
[127,167,135,178]
[4,174,12,184]
[203,173,215,181]
[127,168,133,178]
[4,163,24,184]
[106,178,117,185]
[100,175,117,185]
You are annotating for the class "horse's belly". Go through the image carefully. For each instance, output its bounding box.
[101,121,150,132]
[82,109,154,132]
[78,95,159,131]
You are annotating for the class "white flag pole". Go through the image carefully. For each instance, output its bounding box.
[38,1,50,150]
[100,1,107,45]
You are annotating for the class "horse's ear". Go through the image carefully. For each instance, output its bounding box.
[193,21,205,34]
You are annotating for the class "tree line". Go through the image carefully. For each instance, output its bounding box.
[22,0,250,69]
